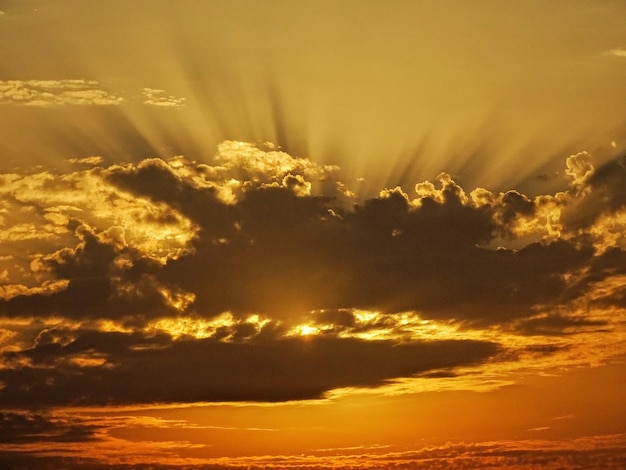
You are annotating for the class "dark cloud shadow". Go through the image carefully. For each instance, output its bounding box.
[0,330,500,406]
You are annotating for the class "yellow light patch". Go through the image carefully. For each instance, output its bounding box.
[298,325,320,336]
[69,356,108,367]
[158,287,196,313]
[146,313,236,340]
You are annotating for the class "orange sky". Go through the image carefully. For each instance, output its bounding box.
[1,1,626,468]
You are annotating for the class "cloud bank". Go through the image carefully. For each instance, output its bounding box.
[1,141,626,407]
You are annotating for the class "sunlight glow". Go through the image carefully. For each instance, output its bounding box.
[297,324,320,336]
[97,320,135,334]
[147,313,235,340]
[68,356,109,368]
[158,287,196,312]
[145,313,271,341]
[353,310,380,324]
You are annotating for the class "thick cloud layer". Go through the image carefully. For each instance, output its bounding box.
[1,330,498,406]
[1,142,626,407]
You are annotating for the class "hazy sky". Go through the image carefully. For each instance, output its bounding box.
[2,0,626,190]
[1,1,626,468]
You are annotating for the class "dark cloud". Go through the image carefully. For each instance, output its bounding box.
[0,224,173,322]
[0,410,98,443]
[496,190,536,236]
[104,163,593,323]
[312,309,357,328]
[2,148,626,411]
[563,247,626,309]
[587,156,626,212]
[0,330,499,406]
[515,314,608,336]
[108,158,235,238]
[561,154,626,230]
[4,153,623,327]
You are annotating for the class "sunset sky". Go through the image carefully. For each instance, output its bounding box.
[1,1,626,468]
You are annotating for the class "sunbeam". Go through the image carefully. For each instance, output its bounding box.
[2,1,626,468]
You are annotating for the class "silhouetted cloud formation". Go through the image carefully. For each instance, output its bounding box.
[0,410,98,443]
[1,329,498,406]
[1,141,626,407]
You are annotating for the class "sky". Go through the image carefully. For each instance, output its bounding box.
[1,0,626,468]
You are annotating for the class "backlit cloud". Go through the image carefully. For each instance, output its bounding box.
[140,88,186,108]
[0,80,189,110]
[0,331,499,406]
[0,80,123,107]
[1,142,626,409]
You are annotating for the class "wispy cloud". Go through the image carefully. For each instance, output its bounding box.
[0,80,123,106]
[3,432,625,469]
[607,46,626,58]
[140,88,186,108]
[0,80,188,109]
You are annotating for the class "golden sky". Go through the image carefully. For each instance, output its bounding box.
[1,1,626,468]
